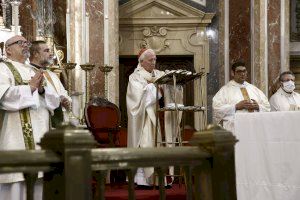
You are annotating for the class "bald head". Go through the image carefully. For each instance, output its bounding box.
[5,35,27,48]
[5,35,30,63]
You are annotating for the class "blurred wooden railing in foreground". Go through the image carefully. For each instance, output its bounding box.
[0,125,238,200]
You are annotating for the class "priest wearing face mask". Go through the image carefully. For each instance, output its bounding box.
[213,61,270,132]
[269,71,300,111]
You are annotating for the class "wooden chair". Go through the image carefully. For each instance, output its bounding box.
[85,97,121,147]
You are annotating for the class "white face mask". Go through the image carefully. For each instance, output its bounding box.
[282,80,295,93]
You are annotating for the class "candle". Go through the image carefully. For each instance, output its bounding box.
[103,0,109,65]
[66,9,70,62]
[85,13,89,63]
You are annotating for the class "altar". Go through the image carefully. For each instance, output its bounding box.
[234,111,300,200]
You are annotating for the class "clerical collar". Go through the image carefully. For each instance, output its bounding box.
[231,80,248,88]
[279,87,293,97]
[30,62,46,70]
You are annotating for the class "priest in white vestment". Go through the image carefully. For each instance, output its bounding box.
[29,40,71,127]
[0,35,60,200]
[270,71,300,111]
[126,48,165,187]
[213,61,270,132]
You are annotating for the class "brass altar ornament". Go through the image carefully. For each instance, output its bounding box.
[62,62,77,93]
[62,62,77,70]
[99,65,113,73]
[100,65,113,99]
[80,63,95,106]
[80,63,95,71]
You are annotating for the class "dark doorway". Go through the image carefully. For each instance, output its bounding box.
[119,55,195,129]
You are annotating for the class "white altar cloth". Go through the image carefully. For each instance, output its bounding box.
[234,111,300,200]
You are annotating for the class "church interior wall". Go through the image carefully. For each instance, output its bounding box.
[8,0,294,127]
[86,0,105,98]
[229,0,252,82]
[19,0,35,41]
[267,0,281,95]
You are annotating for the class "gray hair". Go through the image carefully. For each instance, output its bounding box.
[138,49,155,63]
[279,71,295,82]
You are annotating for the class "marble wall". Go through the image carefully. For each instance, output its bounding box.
[53,0,67,55]
[19,0,35,41]
[86,0,105,98]
[229,0,251,81]
[16,0,288,124]
[268,0,281,94]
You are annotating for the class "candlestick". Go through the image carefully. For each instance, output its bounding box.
[62,62,77,94]
[100,65,113,99]
[103,0,109,65]
[80,63,95,104]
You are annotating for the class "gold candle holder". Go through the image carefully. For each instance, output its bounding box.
[80,63,95,104]
[62,62,77,94]
[100,65,113,99]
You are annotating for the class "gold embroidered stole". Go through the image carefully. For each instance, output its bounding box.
[43,71,57,92]
[41,70,64,128]
[3,61,35,149]
[240,87,250,101]
[240,87,253,112]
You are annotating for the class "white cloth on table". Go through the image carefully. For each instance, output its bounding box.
[0,60,60,184]
[269,87,300,111]
[234,111,300,200]
[213,80,270,132]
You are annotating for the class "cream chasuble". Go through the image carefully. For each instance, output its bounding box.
[0,60,60,183]
[213,80,270,132]
[127,65,164,185]
[126,64,165,149]
[269,87,300,111]
[126,64,183,185]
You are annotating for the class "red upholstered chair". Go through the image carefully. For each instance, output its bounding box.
[85,97,121,147]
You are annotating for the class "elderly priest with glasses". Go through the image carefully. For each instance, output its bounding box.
[212,61,270,132]
[0,35,61,200]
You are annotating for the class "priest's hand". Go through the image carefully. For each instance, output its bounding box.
[29,70,44,93]
[250,99,259,111]
[61,97,71,110]
[235,100,253,110]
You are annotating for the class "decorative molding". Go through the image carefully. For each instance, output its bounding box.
[190,0,206,7]
[142,26,168,37]
[119,0,214,27]
[120,0,210,18]
[139,26,170,53]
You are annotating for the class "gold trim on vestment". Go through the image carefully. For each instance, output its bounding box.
[3,61,35,150]
[240,87,254,112]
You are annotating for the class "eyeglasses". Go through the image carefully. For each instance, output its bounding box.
[235,69,247,74]
[7,40,32,47]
